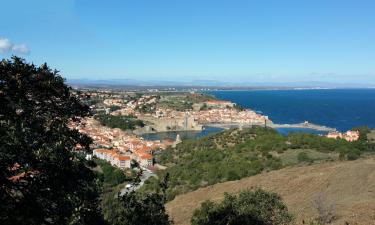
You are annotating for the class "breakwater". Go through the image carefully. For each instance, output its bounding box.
[269,122,335,132]
[206,121,336,132]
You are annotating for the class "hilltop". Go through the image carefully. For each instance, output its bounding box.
[166,158,375,225]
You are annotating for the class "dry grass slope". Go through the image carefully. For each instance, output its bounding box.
[166,158,375,225]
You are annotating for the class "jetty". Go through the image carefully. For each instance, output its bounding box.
[206,121,336,132]
[268,121,336,132]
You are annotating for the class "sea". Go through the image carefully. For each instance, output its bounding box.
[141,89,375,140]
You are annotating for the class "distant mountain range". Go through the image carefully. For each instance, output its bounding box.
[67,78,375,89]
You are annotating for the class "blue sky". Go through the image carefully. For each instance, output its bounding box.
[1,0,374,85]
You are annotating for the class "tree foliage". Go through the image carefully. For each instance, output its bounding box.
[95,114,144,131]
[0,57,103,225]
[94,159,128,187]
[191,189,293,225]
[104,173,172,225]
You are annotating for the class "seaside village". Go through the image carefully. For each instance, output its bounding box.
[326,130,360,142]
[68,117,174,170]
[68,91,271,171]
[110,95,270,126]
[70,91,359,171]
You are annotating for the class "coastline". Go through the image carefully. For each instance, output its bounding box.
[122,90,359,139]
[207,89,375,132]
[204,121,335,132]
[135,121,335,140]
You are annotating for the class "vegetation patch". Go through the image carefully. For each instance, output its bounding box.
[142,126,375,201]
[156,92,216,111]
[96,163,172,225]
[277,149,336,166]
[95,114,145,130]
[191,188,293,225]
[367,130,375,143]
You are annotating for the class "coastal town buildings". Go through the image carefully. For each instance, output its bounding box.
[69,117,169,170]
[73,91,271,170]
[192,108,269,125]
[93,149,131,169]
[87,90,269,131]
[136,106,269,133]
[327,130,360,142]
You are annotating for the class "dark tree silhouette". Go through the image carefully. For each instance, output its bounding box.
[0,57,103,225]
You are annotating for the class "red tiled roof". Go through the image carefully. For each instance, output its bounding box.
[117,156,131,161]
[140,154,152,159]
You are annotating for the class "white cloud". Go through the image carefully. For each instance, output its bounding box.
[0,38,13,53]
[12,44,30,54]
[0,37,30,55]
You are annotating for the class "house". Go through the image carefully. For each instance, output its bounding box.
[327,132,343,139]
[93,149,112,160]
[139,154,153,167]
[344,130,360,142]
[326,130,360,142]
[93,149,131,169]
[113,155,131,169]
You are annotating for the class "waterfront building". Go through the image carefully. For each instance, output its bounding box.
[327,130,360,142]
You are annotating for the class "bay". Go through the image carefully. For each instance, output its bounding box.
[209,89,375,132]
[142,89,375,140]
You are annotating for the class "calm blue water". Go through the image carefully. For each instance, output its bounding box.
[141,126,224,141]
[275,128,327,136]
[209,89,375,132]
[141,89,375,141]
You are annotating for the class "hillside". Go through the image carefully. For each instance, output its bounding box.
[143,127,372,201]
[166,158,375,225]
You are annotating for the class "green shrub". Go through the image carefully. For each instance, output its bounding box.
[95,114,144,130]
[297,152,313,163]
[226,170,241,181]
[346,150,360,160]
[95,159,127,186]
[191,189,293,225]
[110,105,121,112]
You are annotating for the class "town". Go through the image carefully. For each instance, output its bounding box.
[68,117,173,170]
[70,89,361,174]
[69,89,270,170]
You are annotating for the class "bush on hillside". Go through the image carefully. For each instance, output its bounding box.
[191,188,293,225]
[297,152,313,163]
